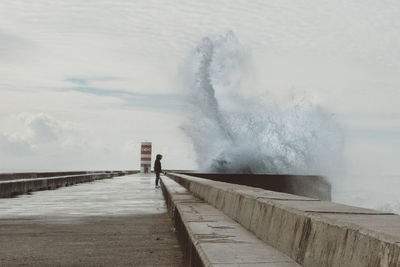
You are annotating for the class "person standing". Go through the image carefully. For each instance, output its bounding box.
[154,154,162,187]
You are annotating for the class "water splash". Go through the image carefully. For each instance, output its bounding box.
[181,31,343,175]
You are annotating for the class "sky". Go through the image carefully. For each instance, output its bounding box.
[0,0,399,175]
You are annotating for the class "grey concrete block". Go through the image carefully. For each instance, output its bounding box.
[161,176,301,267]
[0,171,137,198]
[167,172,400,267]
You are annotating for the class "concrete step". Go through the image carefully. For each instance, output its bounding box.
[161,176,301,267]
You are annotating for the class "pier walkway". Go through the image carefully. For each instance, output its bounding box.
[1,171,399,266]
[0,173,184,266]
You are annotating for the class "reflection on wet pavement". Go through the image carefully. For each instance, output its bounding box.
[0,173,164,222]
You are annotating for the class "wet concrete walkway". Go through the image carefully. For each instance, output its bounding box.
[0,173,184,266]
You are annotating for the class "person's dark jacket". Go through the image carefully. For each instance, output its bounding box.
[154,159,162,173]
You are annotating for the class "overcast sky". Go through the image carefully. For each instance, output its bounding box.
[0,0,399,175]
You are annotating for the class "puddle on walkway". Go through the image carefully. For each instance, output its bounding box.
[0,173,166,222]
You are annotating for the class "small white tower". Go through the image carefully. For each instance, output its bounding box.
[140,142,152,173]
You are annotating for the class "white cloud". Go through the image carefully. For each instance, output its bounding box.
[0,112,80,152]
[0,133,34,156]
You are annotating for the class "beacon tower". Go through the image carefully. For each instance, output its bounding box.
[140,142,152,173]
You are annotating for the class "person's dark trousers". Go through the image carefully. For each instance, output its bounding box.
[155,172,161,186]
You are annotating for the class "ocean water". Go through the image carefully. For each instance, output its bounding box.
[332,174,400,215]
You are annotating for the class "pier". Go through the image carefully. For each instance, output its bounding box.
[0,171,399,266]
[0,173,184,266]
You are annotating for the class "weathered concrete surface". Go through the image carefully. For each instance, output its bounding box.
[161,176,300,267]
[167,173,400,267]
[0,171,138,198]
[0,173,164,219]
[178,172,331,201]
[0,173,184,266]
[0,170,138,181]
[0,215,183,267]
[0,171,89,181]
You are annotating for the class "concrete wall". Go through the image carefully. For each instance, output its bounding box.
[0,170,137,181]
[160,176,300,267]
[160,176,206,266]
[167,173,400,267]
[0,171,138,198]
[178,172,331,201]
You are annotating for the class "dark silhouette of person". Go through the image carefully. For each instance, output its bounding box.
[154,154,162,187]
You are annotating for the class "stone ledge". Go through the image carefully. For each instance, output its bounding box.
[0,171,138,198]
[160,176,300,267]
[167,172,400,267]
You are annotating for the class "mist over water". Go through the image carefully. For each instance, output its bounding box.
[181,31,344,175]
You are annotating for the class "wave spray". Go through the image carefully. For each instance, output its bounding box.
[181,31,343,175]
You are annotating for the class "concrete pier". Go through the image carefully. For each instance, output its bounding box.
[161,175,301,266]
[166,172,400,267]
[0,171,138,198]
[0,173,184,266]
[1,170,399,266]
[178,172,331,201]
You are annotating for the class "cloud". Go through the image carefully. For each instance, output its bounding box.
[0,0,399,174]
[63,77,185,111]
[0,113,77,154]
[0,133,34,156]
[65,77,120,86]
[23,113,72,143]
[0,112,96,169]
[0,110,197,171]
[0,31,33,61]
